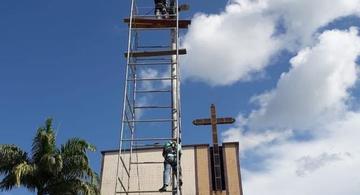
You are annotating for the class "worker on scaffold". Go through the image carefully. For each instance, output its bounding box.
[159,140,182,192]
[154,0,168,19]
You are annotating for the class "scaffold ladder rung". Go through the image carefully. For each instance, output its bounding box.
[122,137,175,142]
[135,58,171,61]
[124,49,186,58]
[127,77,174,81]
[130,161,163,164]
[134,105,172,109]
[137,45,170,49]
[129,62,175,66]
[135,89,171,93]
[130,27,178,30]
[132,144,161,147]
[122,119,176,123]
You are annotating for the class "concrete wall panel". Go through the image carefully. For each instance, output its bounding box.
[101,147,196,195]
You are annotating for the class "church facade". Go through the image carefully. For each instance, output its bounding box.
[100,142,243,195]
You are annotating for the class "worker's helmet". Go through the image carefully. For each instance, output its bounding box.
[164,141,176,154]
[164,141,175,148]
[164,141,171,147]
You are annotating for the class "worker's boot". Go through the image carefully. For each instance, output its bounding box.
[155,8,162,19]
[174,179,183,190]
[161,6,168,19]
[155,3,163,19]
[159,184,168,192]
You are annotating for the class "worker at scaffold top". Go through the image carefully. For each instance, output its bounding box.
[154,0,168,19]
[159,140,182,192]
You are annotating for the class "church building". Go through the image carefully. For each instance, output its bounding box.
[100,142,243,195]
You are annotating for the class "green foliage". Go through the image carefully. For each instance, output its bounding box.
[0,118,99,195]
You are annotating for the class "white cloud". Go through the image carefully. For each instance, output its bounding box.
[266,0,360,48]
[223,112,360,195]
[182,0,360,86]
[182,1,281,85]
[223,115,293,153]
[295,152,342,176]
[182,1,360,194]
[138,68,171,91]
[248,28,360,130]
[136,68,171,119]
[241,112,360,195]
[139,68,160,91]
[222,28,360,195]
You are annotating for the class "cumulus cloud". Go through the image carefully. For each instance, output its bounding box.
[182,1,281,85]
[221,28,360,195]
[182,0,360,86]
[135,68,171,119]
[248,28,360,130]
[138,68,171,91]
[268,0,360,48]
[223,115,293,153]
[223,113,360,195]
[241,112,360,195]
[295,152,342,176]
[182,1,360,194]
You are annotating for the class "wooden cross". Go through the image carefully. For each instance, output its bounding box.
[192,104,235,193]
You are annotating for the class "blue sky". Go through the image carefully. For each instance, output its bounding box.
[1,0,360,195]
[0,1,233,194]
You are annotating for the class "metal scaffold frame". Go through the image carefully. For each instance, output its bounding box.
[114,0,189,194]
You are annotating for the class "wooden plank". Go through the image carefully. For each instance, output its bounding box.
[192,117,235,126]
[124,49,187,58]
[193,119,211,125]
[124,18,191,29]
[216,117,236,124]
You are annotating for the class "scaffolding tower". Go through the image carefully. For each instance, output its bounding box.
[114,0,190,194]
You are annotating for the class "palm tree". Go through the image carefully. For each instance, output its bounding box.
[0,118,99,195]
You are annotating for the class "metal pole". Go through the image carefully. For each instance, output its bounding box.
[114,0,135,194]
[175,1,182,194]
[170,1,178,140]
[169,1,181,194]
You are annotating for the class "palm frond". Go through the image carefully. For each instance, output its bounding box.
[74,179,99,195]
[13,162,36,186]
[61,138,96,155]
[0,174,36,192]
[47,178,99,195]
[1,119,99,195]
[0,145,28,175]
[38,153,63,174]
[45,118,53,133]
[32,118,56,163]
[0,173,16,191]
[61,154,94,180]
[60,138,95,179]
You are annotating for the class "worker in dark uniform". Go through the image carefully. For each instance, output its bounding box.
[159,141,182,192]
[154,0,168,19]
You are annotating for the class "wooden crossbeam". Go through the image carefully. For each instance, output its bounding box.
[124,49,187,58]
[124,18,191,29]
[193,117,235,126]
